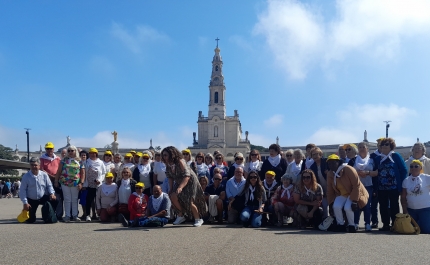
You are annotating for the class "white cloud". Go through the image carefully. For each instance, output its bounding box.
[89,56,115,76]
[254,0,430,79]
[306,103,417,145]
[264,114,283,127]
[110,22,169,54]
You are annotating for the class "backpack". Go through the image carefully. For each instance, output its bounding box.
[391,213,420,235]
[41,201,58,223]
[318,216,336,231]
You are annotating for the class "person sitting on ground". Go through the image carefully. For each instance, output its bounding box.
[19,157,57,223]
[226,167,246,224]
[238,170,267,228]
[204,173,226,223]
[401,160,430,234]
[128,182,149,221]
[293,169,323,229]
[272,173,296,227]
[262,170,280,226]
[120,185,171,227]
[326,154,369,233]
[96,172,118,222]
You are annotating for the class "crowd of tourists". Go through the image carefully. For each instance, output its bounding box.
[16,139,430,233]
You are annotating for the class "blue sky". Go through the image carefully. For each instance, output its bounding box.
[1,0,430,151]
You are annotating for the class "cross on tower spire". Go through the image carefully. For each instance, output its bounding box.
[215,37,220,48]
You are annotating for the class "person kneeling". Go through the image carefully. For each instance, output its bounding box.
[326,155,369,233]
[120,185,170,227]
[239,171,267,228]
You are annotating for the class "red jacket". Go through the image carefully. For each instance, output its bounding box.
[128,192,148,220]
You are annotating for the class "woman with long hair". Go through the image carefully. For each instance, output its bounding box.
[239,170,267,228]
[244,150,263,178]
[162,146,207,227]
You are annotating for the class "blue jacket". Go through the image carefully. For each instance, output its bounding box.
[301,158,328,184]
[373,152,407,192]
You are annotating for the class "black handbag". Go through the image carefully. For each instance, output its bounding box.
[231,192,246,212]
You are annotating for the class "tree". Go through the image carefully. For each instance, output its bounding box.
[250,144,269,152]
[0,144,20,175]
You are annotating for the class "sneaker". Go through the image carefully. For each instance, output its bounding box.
[371,223,378,229]
[118,214,129,227]
[365,224,372,231]
[86,216,91,222]
[63,216,70,223]
[74,217,81,222]
[193,219,204,227]
[355,224,359,231]
[173,216,186,225]
[348,225,356,233]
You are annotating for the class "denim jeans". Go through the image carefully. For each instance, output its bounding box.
[408,207,430,234]
[240,205,262,228]
[354,186,372,225]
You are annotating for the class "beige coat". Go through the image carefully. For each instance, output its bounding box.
[327,165,369,209]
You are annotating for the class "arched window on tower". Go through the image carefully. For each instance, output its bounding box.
[215,65,219,71]
[214,126,218,137]
[214,92,218,103]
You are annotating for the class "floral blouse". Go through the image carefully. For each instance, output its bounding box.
[60,158,84,187]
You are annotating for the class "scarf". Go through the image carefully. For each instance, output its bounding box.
[268,154,281,167]
[151,193,164,212]
[333,163,348,185]
[409,155,426,162]
[138,163,151,177]
[292,160,303,176]
[196,163,208,174]
[215,163,225,170]
[121,179,130,187]
[263,179,277,192]
[281,184,293,199]
[40,153,57,162]
[355,154,370,171]
[123,162,135,169]
[132,192,144,204]
[249,186,256,201]
[304,185,315,196]
[380,151,395,164]
[305,157,314,169]
[232,163,244,169]
[104,161,113,170]
[86,158,104,171]
[101,183,117,196]
[374,150,381,156]
[248,160,260,171]
[407,175,423,193]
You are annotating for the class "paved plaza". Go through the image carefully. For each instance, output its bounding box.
[0,198,428,265]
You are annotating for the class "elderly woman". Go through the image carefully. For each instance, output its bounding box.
[237,170,267,228]
[272,174,295,227]
[128,182,149,221]
[96,172,118,222]
[347,142,377,231]
[54,145,85,222]
[210,153,229,184]
[116,167,137,220]
[83,148,107,222]
[244,150,263,178]
[293,169,323,229]
[405,142,430,175]
[401,160,430,234]
[194,152,210,179]
[344,144,358,162]
[327,154,369,233]
[373,137,407,231]
[132,153,152,196]
[204,153,215,170]
[285,149,294,165]
[260,144,288,183]
[103,150,115,174]
[285,149,304,184]
[120,153,136,173]
[227,152,245,179]
[162,146,207,227]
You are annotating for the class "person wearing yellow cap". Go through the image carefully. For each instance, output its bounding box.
[326,154,369,233]
[162,146,207,227]
[133,152,143,165]
[132,153,153,196]
[96,172,118,222]
[103,150,115,175]
[401,159,430,234]
[40,142,63,220]
[261,170,280,226]
[182,149,194,168]
[83,147,107,222]
[127,182,149,221]
[119,153,136,176]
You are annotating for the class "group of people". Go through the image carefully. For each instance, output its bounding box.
[17,139,430,233]
[1,179,20,198]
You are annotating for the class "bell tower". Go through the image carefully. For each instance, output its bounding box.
[208,38,226,119]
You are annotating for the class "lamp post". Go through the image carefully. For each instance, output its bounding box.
[24,128,31,162]
[383,121,391,138]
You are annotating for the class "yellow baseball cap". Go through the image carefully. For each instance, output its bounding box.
[105,172,114,178]
[182,149,191,155]
[327,154,341,161]
[376,137,385,142]
[411,159,423,167]
[89,147,98,153]
[265,170,276,176]
[343,143,357,150]
[124,153,133,158]
[130,150,136,154]
[17,210,29,223]
[104,150,113,155]
[135,182,145,188]
[136,152,143,157]
[142,153,150,158]
[45,142,54,149]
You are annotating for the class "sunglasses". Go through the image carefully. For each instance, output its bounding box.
[235,158,243,160]
[302,175,311,179]
[286,154,292,157]
[410,165,421,169]
[249,175,258,179]
[346,148,352,151]
[105,154,112,156]
[214,178,222,181]
[67,150,75,152]
[250,154,257,156]
[196,156,203,159]
[45,148,53,150]
[135,187,143,189]
[382,143,390,146]
[216,157,222,160]
[162,154,169,157]
[182,153,189,156]
[142,158,149,160]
